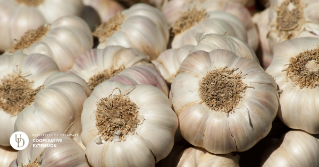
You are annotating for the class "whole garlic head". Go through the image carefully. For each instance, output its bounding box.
[94,3,169,60]
[81,81,178,166]
[0,52,59,146]
[0,0,83,51]
[10,131,89,167]
[0,146,17,167]
[268,0,319,53]
[5,15,93,72]
[266,37,319,134]
[171,49,278,154]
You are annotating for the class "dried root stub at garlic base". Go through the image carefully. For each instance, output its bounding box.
[95,88,141,141]
[23,157,41,167]
[15,0,44,6]
[0,69,42,116]
[199,67,251,113]
[87,65,125,90]
[8,25,49,53]
[172,7,207,35]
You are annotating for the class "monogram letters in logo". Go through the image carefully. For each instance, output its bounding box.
[15,134,25,147]
[10,131,29,150]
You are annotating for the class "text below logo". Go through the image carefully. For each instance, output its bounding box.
[10,131,29,150]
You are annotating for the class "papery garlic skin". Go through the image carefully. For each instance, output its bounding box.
[0,52,59,146]
[0,0,83,51]
[0,146,17,167]
[266,38,319,134]
[268,0,319,53]
[172,10,247,49]
[261,130,319,167]
[109,65,169,96]
[14,72,91,149]
[191,33,259,63]
[171,49,278,154]
[152,45,194,84]
[6,15,93,72]
[96,3,169,60]
[81,81,178,166]
[9,131,89,167]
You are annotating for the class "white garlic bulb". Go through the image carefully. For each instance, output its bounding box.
[261,130,319,167]
[81,0,124,31]
[171,49,278,154]
[14,72,91,149]
[266,37,319,134]
[67,46,152,91]
[109,65,169,96]
[268,0,319,53]
[0,52,59,146]
[152,45,194,84]
[81,81,178,166]
[0,0,83,51]
[94,3,169,60]
[10,131,89,167]
[0,146,17,167]
[4,15,93,72]
[171,9,247,49]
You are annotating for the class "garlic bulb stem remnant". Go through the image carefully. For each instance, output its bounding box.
[15,0,44,6]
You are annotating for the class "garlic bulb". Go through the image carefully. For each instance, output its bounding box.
[81,0,124,31]
[191,33,259,63]
[0,146,17,167]
[10,131,89,167]
[4,15,93,72]
[67,46,152,91]
[171,9,247,49]
[252,8,272,68]
[81,81,178,166]
[163,0,258,51]
[109,65,169,96]
[171,49,278,154]
[94,3,169,60]
[13,72,91,149]
[152,45,194,84]
[268,0,319,53]
[0,52,59,146]
[266,37,319,134]
[261,130,319,167]
[0,0,83,51]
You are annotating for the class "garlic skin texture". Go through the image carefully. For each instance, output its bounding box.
[0,52,59,146]
[266,38,319,134]
[109,65,169,96]
[163,0,258,51]
[0,0,83,51]
[0,146,17,167]
[81,81,178,167]
[10,131,89,167]
[14,72,91,149]
[172,10,247,49]
[191,33,259,63]
[261,130,319,167]
[96,3,169,60]
[268,0,319,53]
[171,49,278,154]
[5,15,93,72]
[152,45,194,84]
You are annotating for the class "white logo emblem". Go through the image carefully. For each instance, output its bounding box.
[10,131,29,150]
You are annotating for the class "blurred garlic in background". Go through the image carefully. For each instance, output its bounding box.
[94,3,169,60]
[81,81,178,166]
[81,0,124,31]
[261,130,319,167]
[4,15,93,72]
[10,131,89,167]
[171,49,278,154]
[0,146,17,167]
[266,38,319,134]
[0,0,83,51]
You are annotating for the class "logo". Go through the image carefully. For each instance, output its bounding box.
[10,131,29,150]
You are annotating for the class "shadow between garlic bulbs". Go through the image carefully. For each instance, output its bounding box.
[171,49,278,154]
[81,81,178,167]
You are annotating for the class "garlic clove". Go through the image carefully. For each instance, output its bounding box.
[0,1,16,51]
[0,146,17,167]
